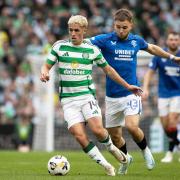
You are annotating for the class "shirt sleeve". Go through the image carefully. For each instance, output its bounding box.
[149,56,159,71]
[138,36,148,50]
[93,47,108,67]
[90,34,106,49]
[46,46,58,66]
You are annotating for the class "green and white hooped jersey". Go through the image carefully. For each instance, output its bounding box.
[46,40,108,99]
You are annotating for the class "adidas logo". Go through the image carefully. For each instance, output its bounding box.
[92,110,98,114]
[62,52,69,56]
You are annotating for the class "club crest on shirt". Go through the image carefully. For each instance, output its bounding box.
[82,52,89,59]
[131,40,137,47]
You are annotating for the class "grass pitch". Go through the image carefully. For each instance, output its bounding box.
[0,150,179,180]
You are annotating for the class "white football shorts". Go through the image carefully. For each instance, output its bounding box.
[61,95,102,129]
[158,96,180,117]
[105,94,142,128]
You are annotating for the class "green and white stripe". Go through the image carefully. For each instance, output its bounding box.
[46,40,108,99]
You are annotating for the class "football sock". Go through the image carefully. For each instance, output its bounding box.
[120,143,127,155]
[166,127,179,145]
[136,136,147,150]
[169,140,175,152]
[83,141,110,168]
[165,127,179,151]
[99,135,126,162]
[99,135,113,151]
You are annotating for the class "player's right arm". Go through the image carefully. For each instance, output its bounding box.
[40,42,58,82]
[40,63,53,82]
[142,69,155,100]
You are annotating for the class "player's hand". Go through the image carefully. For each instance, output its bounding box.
[40,72,50,82]
[127,85,143,96]
[141,89,149,101]
[173,56,180,65]
[174,56,180,61]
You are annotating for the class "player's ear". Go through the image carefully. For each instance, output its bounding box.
[83,27,87,34]
[165,39,168,46]
[131,22,134,29]
[113,22,115,29]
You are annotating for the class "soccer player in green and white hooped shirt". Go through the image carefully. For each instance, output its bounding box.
[40,15,142,176]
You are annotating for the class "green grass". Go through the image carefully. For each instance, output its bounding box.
[0,150,179,180]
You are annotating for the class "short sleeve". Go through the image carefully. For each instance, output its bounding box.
[138,36,148,50]
[93,47,108,67]
[46,46,58,66]
[90,34,107,49]
[149,56,159,71]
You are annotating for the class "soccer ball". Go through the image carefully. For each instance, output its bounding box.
[47,155,70,175]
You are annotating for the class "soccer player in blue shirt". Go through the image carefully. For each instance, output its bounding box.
[143,32,180,163]
[89,9,180,174]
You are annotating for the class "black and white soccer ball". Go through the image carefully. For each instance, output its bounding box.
[47,155,70,175]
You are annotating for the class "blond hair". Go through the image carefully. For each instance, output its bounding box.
[68,15,88,27]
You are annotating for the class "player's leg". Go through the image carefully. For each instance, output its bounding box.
[123,94,155,170]
[158,98,172,162]
[63,101,115,176]
[107,127,133,175]
[82,98,127,164]
[160,115,174,162]
[168,112,180,146]
[105,96,132,174]
[169,97,180,149]
[87,116,127,163]
[69,122,115,176]
[158,97,180,162]
[107,127,127,154]
[161,113,180,163]
[125,114,155,170]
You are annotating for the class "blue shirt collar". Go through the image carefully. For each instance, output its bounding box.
[112,32,134,41]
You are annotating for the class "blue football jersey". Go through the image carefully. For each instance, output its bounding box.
[90,32,148,97]
[149,48,180,98]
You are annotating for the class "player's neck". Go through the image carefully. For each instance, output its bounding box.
[168,48,179,55]
[70,39,83,46]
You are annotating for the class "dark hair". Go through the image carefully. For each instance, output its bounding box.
[168,31,179,36]
[114,9,133,22]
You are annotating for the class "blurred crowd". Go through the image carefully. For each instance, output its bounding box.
[0,0,179,149]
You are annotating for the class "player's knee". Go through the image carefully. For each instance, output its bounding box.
[111,134,120,144]
[74,133,87,143]
[92,127,105,138]
[169,114,179,124]
[126,124,138,133]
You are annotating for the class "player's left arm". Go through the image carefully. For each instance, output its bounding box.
[146,44,180,61]
[102,65,143,96]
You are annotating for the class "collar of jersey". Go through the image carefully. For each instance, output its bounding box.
[164,47,180,56]
[112,32,134,41]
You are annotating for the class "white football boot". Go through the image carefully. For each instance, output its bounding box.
[161,151,173,163]
[104,164,116,176]
[142,147,155,170]
[118,153,133,175]
[108,144,128,164]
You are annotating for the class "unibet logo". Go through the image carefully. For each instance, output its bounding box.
[64,69,85,75]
